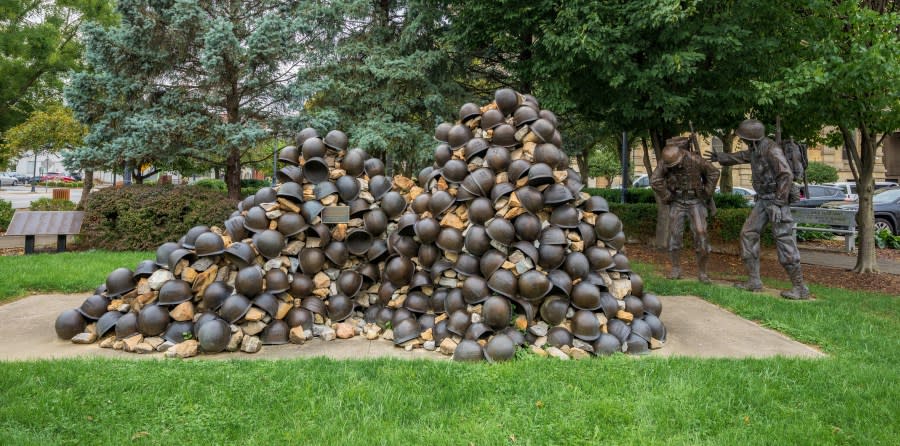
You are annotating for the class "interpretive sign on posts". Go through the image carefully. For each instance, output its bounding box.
[322,206,350,224]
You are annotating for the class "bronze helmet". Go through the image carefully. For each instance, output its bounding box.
[490,182,515,203]
[494,88,520,115]
[393,318,421,345]
[342,148,367,177]
[513,213,541,242]
[414,217,441,244]
[486,218,515,246]
[480,108,505,130]
[302,137,327,159]
[289,274,314,299]
[278,145,300,165]
[235,266,264,297]
[546,326,574,348]
[576,222,597,247]
[459,102,482,122]
[463,137,490,162]
[133,259,158,278]
[434,143,452,167]
[336,175,360,202]
[367,239,389,262]
[194,232,225,257]
[594,212,623,241]
[585,246,615,271]
[461,275,491,304]
[369,175,392,201]
[607,231,627,251]
[323,129,348,151]
[277,212,307,238]
[534,143,562,166]
[599,292,619,320]
[570,310,601,341]
[643,313,667,342]
[735,119,765,141]
[543,183,574,206]
[300,201,325,223]
[485,145,511,172]
[243,206,269,233]
[491,123,518,147]
[454,253,482,278]
[301,297,327,315]
[571,282,602,310]
[114,312,139,340]
[105,267,136,298]
[314,181,338,200]
[611,253,631,272]
[182,225,210,250]
[303,157,330,184]
[55,309,86,340]
[219,294,252,323]
[547,269,573,297]
[391,308,414,328]
[410,193,431,215]
[76,294,109,321]
[606,318,631,343]
[441,159,468,183]
[507,159,531,182]
[518,270,552,303]
[436,227,464,253]
[488,269,517,298]
[375,306,394,328]
[278,181,305,203]
[347,229,374,256]
[404,291,431,314]
[539,295,569,326]
[261,320,290,345]
[447,124,472,150]
[550,205,578,229]
[626,333,649,355]
[483,334,516,362]
[225,216,248,242]
[197,318,230,352]
[444,289,467,314]
[365,157,385,177]
[467,322,494,341]
[327,294,354,322]
[155,242,180,268]
[380,192,406,219]
[385,256,414,286]
[337,270,364,297]
[253,187,277,206]
[285,307,313,330]
[389,233,418,258]
[324,241,349,267]
[527,163,555,187]
[265,269,290,294]
[224,242,255,269]
[253,230,284,260]
[511,241,539,265]
[482,296,511,330]
[513,105,539,127]
[537,244,566,270]
[468,198,495,226]
[434,122,452,142]
[447,310,472,336]
[137,304,171,336]
[364,209,388,237]
[564,252,590,280]
[530,118,555,143]
[624,295,644,317]
[592,333,622,356]
[464,226,491,257]
[540,226,567,245]
[479,249,506,278]
[429,190,455,216]
[295,127,319,146]
[276,165,303,184]
[203,281,233,311]
[158,279,194,305]
[515,186,544,214]
[453,339,484,362]
[299,248,326,275]
[642,293,662,317]
[96,311,123,338]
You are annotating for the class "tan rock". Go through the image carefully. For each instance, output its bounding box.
[71,332,97,344]
[241,320,267,336]
[181,267,198,283]
[420,328,433,341]
[609,278,632,299]
[145,337,165,349]
[650,338,664,350]
[331,224,347,241]
[99,336,115,349]
[134,342,156,354]
[616,310,634,323]
[174,339,200,358]
[108,299,123,311]
[514,315,528,331]
[434,313,449,323]
[393,175,414,191]
[169,301,195,322]
[504,206,527,220]
[192,265,218,295]
[244,307,266,322]
[289,326,306,344]
[440,212,466,230]
[136,278,151,296]
[227,330,244,352]
[569,348,590,360]
[313,272,331,289]
[365,327,380,340]
[530,345,549,358]
[408,186,424,200]
[137,292,157,305]
[335,323,355,339]
[112,339,125,350]
[275,302,292,320]
[241,335,262,353]
[439,337,458,355]
[268,219,279,230]
[277,198,300,213]
[123,334,144,352]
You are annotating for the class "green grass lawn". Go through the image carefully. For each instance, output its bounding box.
[0,252,898,445]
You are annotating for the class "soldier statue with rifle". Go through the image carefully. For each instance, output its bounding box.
[651,135,720,283]
[705,119,811,300]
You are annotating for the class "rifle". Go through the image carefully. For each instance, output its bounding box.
[689,121,717,217]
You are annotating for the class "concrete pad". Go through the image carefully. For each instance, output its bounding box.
[0,293,824,361]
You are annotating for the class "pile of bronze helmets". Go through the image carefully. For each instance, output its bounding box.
[54,89,665,360]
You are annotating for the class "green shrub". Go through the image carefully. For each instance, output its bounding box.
[37,181,83,188]
[240,179,270,197]
[191,178,227,191]
[806,161,839,184]
[586,187,748,209]
[0,199,13,231]
[29,198,76,211]
[80,184,237,251]
[875,228,900,249]
[796,224,835,242]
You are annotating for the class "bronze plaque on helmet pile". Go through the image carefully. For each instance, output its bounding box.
[322,206,350,224]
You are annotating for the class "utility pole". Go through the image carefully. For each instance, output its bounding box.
[620,131,629,203]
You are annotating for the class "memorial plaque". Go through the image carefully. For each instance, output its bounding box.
[322,206,350,224]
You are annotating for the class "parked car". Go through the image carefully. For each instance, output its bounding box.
[632,174,650,188]
[824,186,900,235]
[823,181,898,201]
[39,172,76,183]
[793,185,846,208]
[0,173,19,186]
[716,186,756,206]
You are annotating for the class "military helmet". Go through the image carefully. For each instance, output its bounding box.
[295,127,319,146]
[571,282,602,310]
[507,159,531,182]
[494,88,520,115]
[534,143,562,167]
[393,318,421,345]
[484,334,516,362]
[539,225,567,245]
[571,310,601,341]
[323,241,349,267]
[550,204,579,229]
[446,310,471,336]
[133,259,158,279]
[299,248,326,275]
[194,232,225,257]
[410,193,430,216]
[515,186,544,214]
[243,206,269,233]
[158,279,194,305]
[391,308,414,328]
[342,148,367,177]
[594,212,623,241]
[137,304,171,336]
[253,230,284,260]
[429,190,455,216]
[300,297,326,315]
[468,198,495,226]
[479,249,506,278]
[367,239,389,262]
[454,253,482,278]
[336,176,360,202]
[277,212,307,238]
[447,124,472,149]
[105,267,136,298]
[527,163,554,187]
[276,165,303,184]
[314,181,338,200]
[485,145,511,172]
[606,318,631,343]
[564,252,590,280]
[577,222,597,247]
[289,274,314,299]
[225,216,248,242]
[219,294,252,323]
[642,293,662,317]
[369,175,392,201]
[365,157,385,177]
[624,295,644,317]
[464,137,490,162]
[441,159,468,183]
[155,242,180,268]
[626,333,649,355]
[195,318,229,352]
[547,269,573,297]
[585,246,614,271]
[254,187,277,206]
[514,105,539,127]
[261,320,290,345]
[76,294,109,321]
[278,145,300,165]
[235,266,264,297]
[265,269,290,294]
[337,270,364,297]
[380,192,406,218]
[55,309,87,340]
[490,182,515,202]
[459,275,489,305]
[224,242,255,269]
[592,333,622,356]
[465,322,493,340]
[285,307,313,330]
[530,118,555,143]
[434,143,452,167]
[611,253,631,272]
[486,218,515,246]
[404,291,431,314]
[464,225,491,256]
[385,256,414,286]
[436,227,464,252]
[347,229,373,256]
[300,201,325,223]
[643,313,667,342]
[469,168,496,196]
[492,124,518,147]
[375,306,394,328]
[303,157,330,184]
[434,122,452,142]
[453,339,484,362]
[599,292,618,319]
[458,102,482,122]
[736,119,765,141]
[389,233,418,259]
[546,326,574,348]
[95,310,123,338]
[414,217,441,244]
[661,144,686,167]
[488,269,517,298]
[518,270,552,303]
[182,225,210,250]
[114,312,139,340]
[480,108,505,130]
[328,294,355,322]
[537,244,566,270]
[482,296,511,330]
[278,182,304,203]
[323,129,348,151]
[539,295,569,326]
[543,183,574,206]
[583,196,610,213]
[203,281,233,311]
[302,137,327,159]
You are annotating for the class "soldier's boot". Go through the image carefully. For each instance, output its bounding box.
[780,264,811,300]
[697,253,711,284]
[734,261,763,292]
[667,251,681,280]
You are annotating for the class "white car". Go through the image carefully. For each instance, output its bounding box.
[716,186,756,206]
[824,181,898,201]
[0,173,19,186]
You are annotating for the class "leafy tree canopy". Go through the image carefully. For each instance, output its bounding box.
[2,104,86,165]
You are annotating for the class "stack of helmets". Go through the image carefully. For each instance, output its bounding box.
[54,89,665,360]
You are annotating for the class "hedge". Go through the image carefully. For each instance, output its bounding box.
[29,198,76,211]
[585,187,750,209]
[189,178,268,198]
[0,200,12,232]
[80,185,237,251]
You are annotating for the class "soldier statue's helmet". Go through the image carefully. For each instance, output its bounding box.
[661,144,686,167]
[736,119,766,141]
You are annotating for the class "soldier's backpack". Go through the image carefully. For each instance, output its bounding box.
[782,139,808,182]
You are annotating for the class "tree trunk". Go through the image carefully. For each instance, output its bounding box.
[225,147,242,200]
[649,128,668,249]
[78,169,94,210]
[839,124,877,273]
[719,131,735,193]
[576,147,588,185]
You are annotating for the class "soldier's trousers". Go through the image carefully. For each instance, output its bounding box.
[668,199,710,254]
[740,200,801,267]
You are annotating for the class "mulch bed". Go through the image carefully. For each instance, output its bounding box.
[626,243,900,295]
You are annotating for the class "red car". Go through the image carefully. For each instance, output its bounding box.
[40,173,76,182]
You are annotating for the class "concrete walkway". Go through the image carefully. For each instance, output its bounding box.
[798,248,900,275]
[0,293,824,361]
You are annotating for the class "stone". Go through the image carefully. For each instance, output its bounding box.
[313,272,331,289]
[275,302,292,320]
[169,301,195,322]
[514,315,528,331]
[569,348,590,360]
[283,240,304,256]
[546,346,570,360]
[277,198,300,213]
[320,326,336,341]
[136,278,151,296]
[289,326,306,344]
[420,328,433,341]
[192,265,218,295]
[440,213,466,230]
[335,323,355,339]
[244,307,266,322]
[381,329,394,341]
[190,257,215,272]
[123,334,144,352]
[148,269,175,290]
[241,320,267,336]
[157,341,175,352]
[528,321,549,337]
[573,339,594,353]
[366,326,381,340]
[99,336,115,348]
[530,345,548,358]
[134,342,156,354]
[137,292,156,305]
[264,259,282,271]
[650,338,664,350]
[113,340,125,350]
[181,267,198,283]
[172,340,199,358]
[423,340,436,351]
[533,336,547,348]
[145,337,165,349]
[240,335,262,353]
[439,337,458,355]
[226,331,244,352]
[71,332,97,344]
[470,313,482,324]
[616,310,634,323]
[117,303,132,313]
[609,278,632,299]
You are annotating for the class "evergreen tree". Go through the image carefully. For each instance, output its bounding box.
[66,0,318,198]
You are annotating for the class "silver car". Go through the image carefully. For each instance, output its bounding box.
[0,173,19,186]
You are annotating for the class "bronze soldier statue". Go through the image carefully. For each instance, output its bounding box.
[651,136,720,283]
[706,119,811,299]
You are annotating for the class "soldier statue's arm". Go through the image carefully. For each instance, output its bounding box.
[767,143,794,206]
[706,149,750,166]
[649,163,672,203]
[698,155,721,198]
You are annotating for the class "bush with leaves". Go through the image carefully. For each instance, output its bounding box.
[587,188,749,209]
[29,198,76,211]
[0,200,13,231]
[80,185,237,251]
[805,161,839,184]
[875,228,900,250]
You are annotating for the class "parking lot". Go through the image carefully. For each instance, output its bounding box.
[0,184,83,209]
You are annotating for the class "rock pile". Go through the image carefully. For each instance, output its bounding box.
[55,89,666,361]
